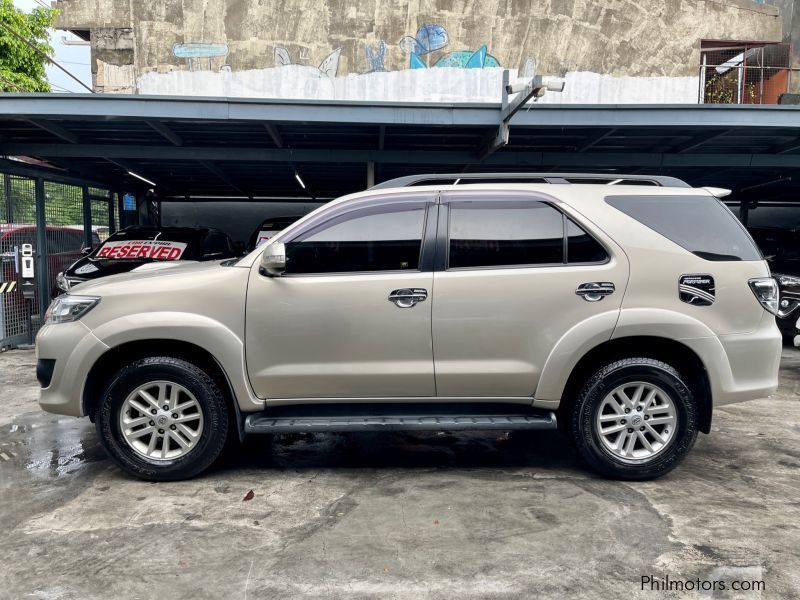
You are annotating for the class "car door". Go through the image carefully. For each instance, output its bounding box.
[431,190,628,398]
[245,193,438,399]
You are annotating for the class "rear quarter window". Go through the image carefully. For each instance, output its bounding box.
[605,195,762,261]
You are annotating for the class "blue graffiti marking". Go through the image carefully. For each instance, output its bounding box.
[366,40,387,72]
[432,45,500,68]
[409,52,426,69]
[399,24,449,56]
[465,45,487,68]
[172,42,229,59]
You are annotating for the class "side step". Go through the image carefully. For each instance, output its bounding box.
[243,403,557,434]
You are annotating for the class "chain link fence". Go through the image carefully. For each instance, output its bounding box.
[0,171,116,350]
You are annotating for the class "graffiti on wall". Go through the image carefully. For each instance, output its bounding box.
[365,40,387,72]
[274,46,342,78]
[172,42,229,71]
[398,24,500,69]
[399,24,448,60]
[175,23,502,75]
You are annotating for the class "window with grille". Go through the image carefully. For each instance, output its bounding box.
[700,41,791,105]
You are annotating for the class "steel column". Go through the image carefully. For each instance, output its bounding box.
[82,185,92,248]
[110,192,118,233]
[3,173,10,223]
[34,177,49,320]
[367,160,375,188]
[739,198,750,225]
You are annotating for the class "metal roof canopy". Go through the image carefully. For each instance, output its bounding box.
[1,94,800,204]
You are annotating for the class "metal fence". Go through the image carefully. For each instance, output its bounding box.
[700,42,793,104]
[0,168,117,350]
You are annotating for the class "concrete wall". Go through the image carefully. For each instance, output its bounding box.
[55,0,783,100]
[762,0,800,91]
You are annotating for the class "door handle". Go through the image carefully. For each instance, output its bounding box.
[388,288,428,308]
[575,282,615,302]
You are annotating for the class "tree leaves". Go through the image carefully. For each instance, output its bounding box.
[0,0,57,92]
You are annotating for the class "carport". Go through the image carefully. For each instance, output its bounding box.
[2,95,800,203]
[1,94,800,347]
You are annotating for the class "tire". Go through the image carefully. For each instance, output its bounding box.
[571,357,698,480]
[95,356,229,481]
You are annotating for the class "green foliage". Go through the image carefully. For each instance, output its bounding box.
[0,0,57,92]
[8,178,86,226]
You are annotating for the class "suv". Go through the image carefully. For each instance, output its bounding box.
[35,174,782,481]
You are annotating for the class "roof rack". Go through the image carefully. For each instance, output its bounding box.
[370,173,691,190]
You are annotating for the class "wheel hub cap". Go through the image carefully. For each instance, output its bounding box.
[118,380,204,462]
[595,381,678,463]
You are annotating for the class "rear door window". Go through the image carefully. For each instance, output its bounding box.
[447,200,565,268]
[567,218,608,263]
[606,195,761,261]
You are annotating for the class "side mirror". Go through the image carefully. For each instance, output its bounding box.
[260,241,286,276]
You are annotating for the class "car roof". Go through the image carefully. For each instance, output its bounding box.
[0,223,88,237]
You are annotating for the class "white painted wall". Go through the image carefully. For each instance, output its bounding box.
[137,66,699,104]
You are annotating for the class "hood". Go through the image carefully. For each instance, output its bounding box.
[70,259,232,295]
[64,255,177,281]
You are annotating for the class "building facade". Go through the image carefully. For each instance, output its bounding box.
[54,0,785,103]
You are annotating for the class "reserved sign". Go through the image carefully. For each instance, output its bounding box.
[96,240,188,260]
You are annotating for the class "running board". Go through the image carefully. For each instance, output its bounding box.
[243,403,557,434]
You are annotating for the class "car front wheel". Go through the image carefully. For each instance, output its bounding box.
[571,357,698,480]
[95,356,229,481]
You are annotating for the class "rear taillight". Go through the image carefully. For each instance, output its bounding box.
[748,277,779,315]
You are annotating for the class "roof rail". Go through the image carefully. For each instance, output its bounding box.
[370,172,691,190]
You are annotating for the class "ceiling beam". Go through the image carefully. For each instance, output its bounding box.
[6,95,800,129]
[105,158,178,193]
[6,143,800,168]
[671,129,730,153]
[771,135,800,154]
[26,119,79,144]
[264,123,283,148]
[146,120,183,146]
[0,157,110,188]
[200,160,250,197]
[577,128,617,152]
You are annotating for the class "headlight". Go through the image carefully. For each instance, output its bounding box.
[45,295,100,324]
[56,272,70,292]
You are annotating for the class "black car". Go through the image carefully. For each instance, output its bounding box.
[247,216,301,251]
[57,226,241,291]
[748,226,800,337]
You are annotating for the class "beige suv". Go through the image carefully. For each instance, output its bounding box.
[36,173,782,481]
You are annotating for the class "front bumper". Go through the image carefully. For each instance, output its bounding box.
[36,321,109,417]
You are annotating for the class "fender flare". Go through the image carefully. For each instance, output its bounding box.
[89,311,263,412]
[535,308,720,403]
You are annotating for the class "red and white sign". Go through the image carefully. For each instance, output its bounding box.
[256,230,280,247]
[96,239,188,260]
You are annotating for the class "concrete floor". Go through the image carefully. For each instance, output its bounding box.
[0,350,798,600]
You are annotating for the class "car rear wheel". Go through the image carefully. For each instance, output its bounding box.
[96,356,229,481]
[571,357,698,480]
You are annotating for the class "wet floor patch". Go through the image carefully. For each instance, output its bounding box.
[1,348,799,598]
